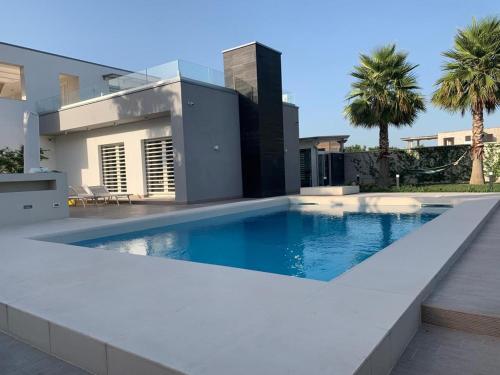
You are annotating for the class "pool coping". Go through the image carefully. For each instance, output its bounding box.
[0,195,498,375]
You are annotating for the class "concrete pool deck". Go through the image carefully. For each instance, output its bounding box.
[0,194,499,374]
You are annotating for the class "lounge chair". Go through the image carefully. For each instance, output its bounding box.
[68,186,94,207]
[87,185,133,206]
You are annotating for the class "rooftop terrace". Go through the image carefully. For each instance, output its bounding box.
[36,59,294,114]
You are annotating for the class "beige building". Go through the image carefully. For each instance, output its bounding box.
[402,127,500,149]
[437,127,500,146]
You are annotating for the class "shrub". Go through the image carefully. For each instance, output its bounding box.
[0,147,48,173]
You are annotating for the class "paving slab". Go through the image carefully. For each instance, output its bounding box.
[391,324,500,375]
[0,331,89,375]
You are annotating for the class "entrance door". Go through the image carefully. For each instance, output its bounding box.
[330,153,345,185]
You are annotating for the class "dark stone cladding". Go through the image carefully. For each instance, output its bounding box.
[223,43,285,197]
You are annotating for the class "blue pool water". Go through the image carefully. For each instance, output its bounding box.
[74,206,441,281]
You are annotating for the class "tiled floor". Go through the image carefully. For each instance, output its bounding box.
[0,332,89,375]
[70,198,249,219]
[391,324,500,375]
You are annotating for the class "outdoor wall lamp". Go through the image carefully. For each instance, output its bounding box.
[213,145,220,151]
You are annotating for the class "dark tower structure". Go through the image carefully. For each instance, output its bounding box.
[223,42,285,197]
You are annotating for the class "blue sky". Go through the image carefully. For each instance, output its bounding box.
[2,0,499,147]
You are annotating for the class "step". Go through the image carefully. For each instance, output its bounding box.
[391,323,500,375]
[421,207,500,337]
[422,304,500,337]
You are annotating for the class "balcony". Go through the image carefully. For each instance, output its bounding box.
[36,60,226,114]
[36,59,295,115]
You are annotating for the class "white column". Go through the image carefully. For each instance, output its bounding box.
[23,111,41,173]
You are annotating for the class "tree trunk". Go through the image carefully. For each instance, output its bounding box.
[377,123,390,188]
[469,107,485,185]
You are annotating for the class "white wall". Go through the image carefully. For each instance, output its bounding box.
[437,128,500,146]
[53,117,171,196]
[0,43,129,150]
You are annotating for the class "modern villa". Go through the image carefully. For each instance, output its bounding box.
[0,41,300,203]
[1,39,500,375]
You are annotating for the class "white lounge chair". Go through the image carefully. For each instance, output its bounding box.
[68,186,94,207]
[87,185,133,206]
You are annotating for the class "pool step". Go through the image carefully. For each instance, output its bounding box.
[422,304,500,338]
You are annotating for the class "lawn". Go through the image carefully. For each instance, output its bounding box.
[360,183,500,193]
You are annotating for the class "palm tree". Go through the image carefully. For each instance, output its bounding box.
[432,17,500,185]
[344,45,425,187]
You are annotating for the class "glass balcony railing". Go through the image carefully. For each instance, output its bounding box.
[282,92,294,104]
[36,59,293,114]
[36,60,226,114]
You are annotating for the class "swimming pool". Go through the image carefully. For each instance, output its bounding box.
[74,205,441,281]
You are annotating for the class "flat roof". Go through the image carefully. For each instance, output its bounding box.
[0,41,131,72]
[300,135,350,142]
[401,135,438,141]
[222,41,282,55]
[438,126,500,135]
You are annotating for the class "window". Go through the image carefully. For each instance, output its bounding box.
[465,135,471,143]
[483,133,494,142]
[0,61,25,100]
[59,74,80,106]
[144,137,175,195]
[100,143,127,192]
[443,137,454,146]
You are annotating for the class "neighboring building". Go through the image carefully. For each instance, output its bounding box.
[402,127,500,149]
[299,135,349,187]
[0,41,300,203]
[437,128,500,146]
[400,134,438,149]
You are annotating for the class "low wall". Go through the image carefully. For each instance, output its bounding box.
[0,172,69,226]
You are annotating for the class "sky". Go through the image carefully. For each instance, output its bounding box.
[2,0,499,147]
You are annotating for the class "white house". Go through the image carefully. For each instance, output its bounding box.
[0,41,300,203]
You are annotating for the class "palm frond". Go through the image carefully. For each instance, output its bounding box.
[432,16,500,114]
[344,43,425,133]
